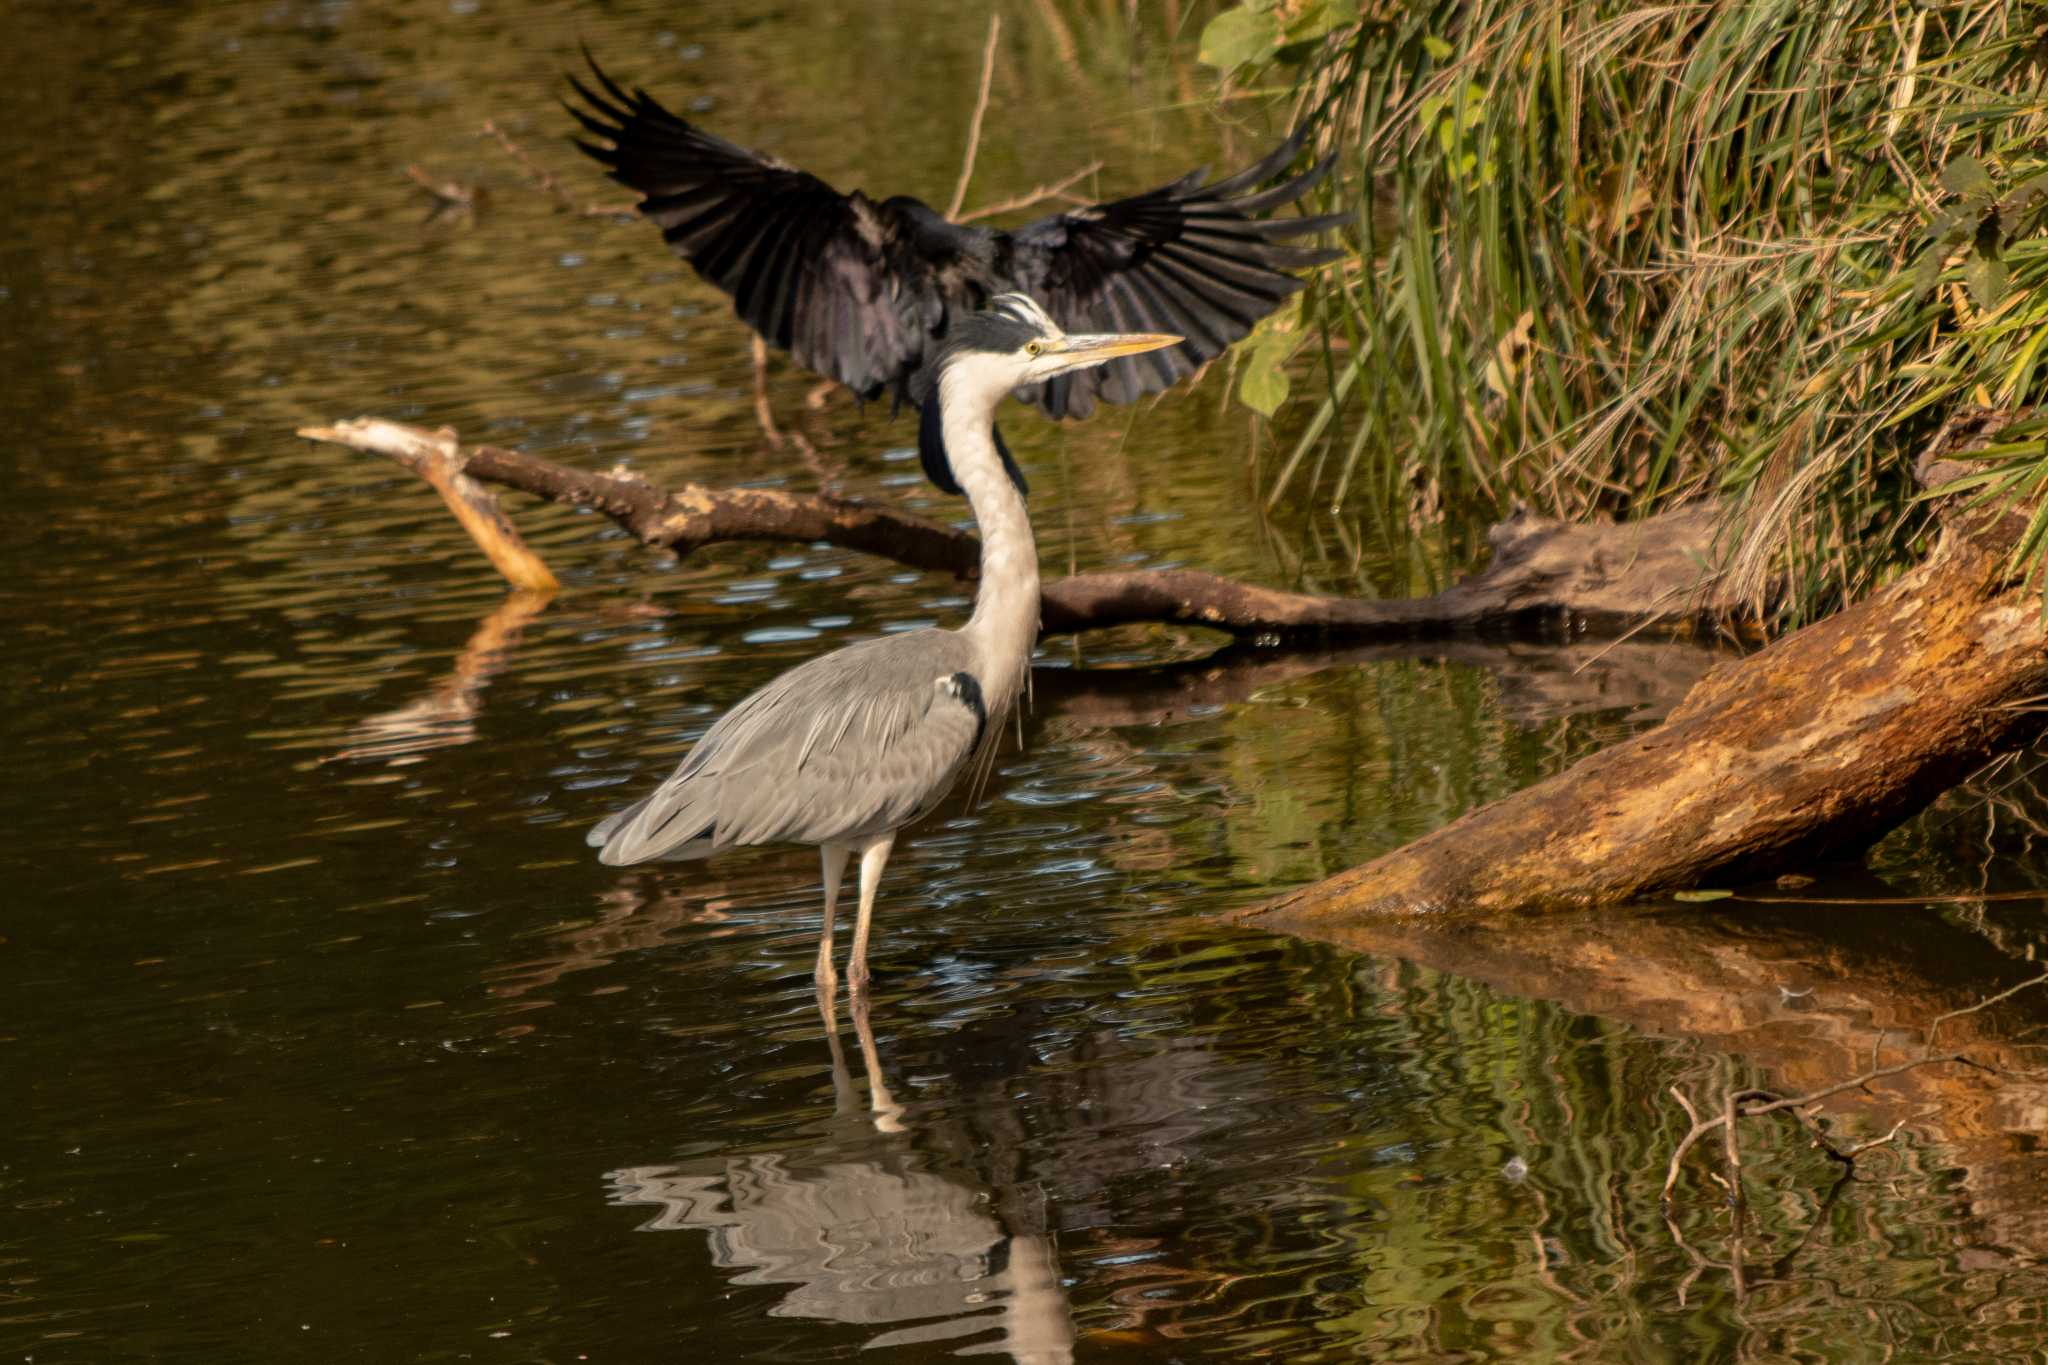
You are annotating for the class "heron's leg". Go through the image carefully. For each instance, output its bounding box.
[815,844,851,991]
[846,832,897,994]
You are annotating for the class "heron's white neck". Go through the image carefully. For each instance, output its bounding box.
[939,365,1039,722]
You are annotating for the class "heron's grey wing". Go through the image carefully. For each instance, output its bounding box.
[1000,128,1349,419]
[567,59,969,402]
[591,633,987,866]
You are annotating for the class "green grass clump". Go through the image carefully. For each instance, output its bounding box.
[1212,0,2048,623]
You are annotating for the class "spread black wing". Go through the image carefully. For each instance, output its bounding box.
[569,58,1347,428]
[1000,130,1349,419]
[567,59,989,404]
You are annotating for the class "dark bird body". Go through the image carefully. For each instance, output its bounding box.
[567,60,1345,423]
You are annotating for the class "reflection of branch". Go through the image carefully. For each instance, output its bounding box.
[325,590,553,765]
[1661,970,2048,1207]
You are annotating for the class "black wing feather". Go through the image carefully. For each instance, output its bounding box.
[569,58,1346,431]
[1003,136,1348,419]
[567,58,980,402]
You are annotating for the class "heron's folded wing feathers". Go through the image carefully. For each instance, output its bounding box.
[590,633,986,864]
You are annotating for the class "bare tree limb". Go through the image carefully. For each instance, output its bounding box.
[958,161,1104,224]
[298,417,1743,643]
[302,420,558,591]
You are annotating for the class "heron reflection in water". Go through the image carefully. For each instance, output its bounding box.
[608,993,1076,1364]
[589,296,1179,995]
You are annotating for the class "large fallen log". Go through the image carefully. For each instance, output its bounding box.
[1241,415,2046,927]
[299,417,1746,641]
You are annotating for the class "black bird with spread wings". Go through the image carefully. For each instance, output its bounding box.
[566,58,1346,428]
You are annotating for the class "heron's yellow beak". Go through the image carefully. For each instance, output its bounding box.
[1052,332,1184,363]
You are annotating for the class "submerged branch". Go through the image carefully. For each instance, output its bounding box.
[298,417,1741,643]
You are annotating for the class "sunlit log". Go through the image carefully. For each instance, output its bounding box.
[1241,411,2048,924]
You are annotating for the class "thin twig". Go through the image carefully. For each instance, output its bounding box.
[1721,1087,1744,1209]
[1662,970,2048,1207]
[957,160,1104,224]
[405,165,482,210]
[482,118,638,218]
[946,15,1002,220]
[1927,968,2048,1049]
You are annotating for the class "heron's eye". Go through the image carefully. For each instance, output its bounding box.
[1025,340,1043,357]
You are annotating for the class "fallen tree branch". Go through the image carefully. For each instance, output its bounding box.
[299,416,1743,643]
[1240,413,2048,926]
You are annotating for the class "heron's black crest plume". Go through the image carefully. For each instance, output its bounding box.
[567,53,1348,446]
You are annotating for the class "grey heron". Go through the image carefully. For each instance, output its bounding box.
[589,294,1179,993]
[565,57,1344,434]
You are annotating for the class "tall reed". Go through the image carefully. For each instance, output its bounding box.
[1215,1,2048,622]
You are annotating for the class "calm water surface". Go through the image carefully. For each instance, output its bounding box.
[8,2,2048,1361]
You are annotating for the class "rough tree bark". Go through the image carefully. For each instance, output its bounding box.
[1241,416,2048,928]
[299,417,1745,641]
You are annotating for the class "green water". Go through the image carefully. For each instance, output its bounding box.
[7,2,2048,1361]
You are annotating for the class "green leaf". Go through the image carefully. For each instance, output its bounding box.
[1456,82,1487,131]
[1283,0,1362,45]
[1909,243,1944,299]
[1236,301,1303,417]
[1999,170,2048,224]
[1422,35,1453,61]
[1673,889,1734,903]
[1965,248,2009,310]
[1240,355,1291,416]
[1927,204,1976,248]
[1941,155,1994,202]
[1199,6,1283,73]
